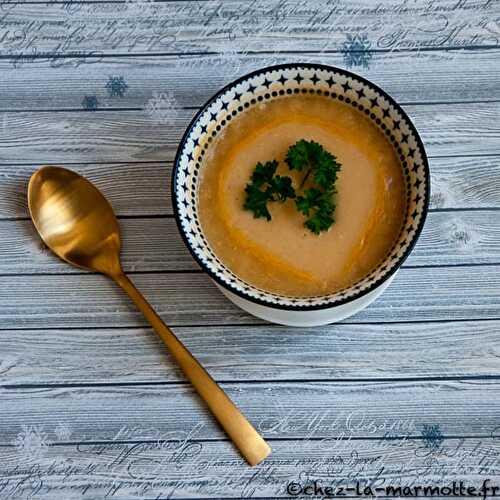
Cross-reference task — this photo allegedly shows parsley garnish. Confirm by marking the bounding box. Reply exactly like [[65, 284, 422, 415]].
[[296, 187, 336, 234], [243, 160, 295, 221], [243, 140, 341, 234], [286, 140, 341, 234], [286, 139, 341, 189]]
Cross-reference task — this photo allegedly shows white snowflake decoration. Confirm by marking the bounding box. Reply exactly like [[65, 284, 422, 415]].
[[144, 91, 179, 126], [54, 422, 72, 441], [13, 425, 49, 461]]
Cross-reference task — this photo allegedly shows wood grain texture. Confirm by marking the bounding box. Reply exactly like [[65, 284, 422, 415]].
[[0, 217, 198, 274], [429, 155, 500, 209], [0, 155, 499, 219], [2, 49, 500, 111], [0, 162, 172, 219], [1, 380, 499, 443], [2, 0, 498, 56], [1, 321, 500, 385], [0, 265, 499, 329], [0, 438, 498, 499], [1, 210, 500, 275], [1, 104, 499, 166]]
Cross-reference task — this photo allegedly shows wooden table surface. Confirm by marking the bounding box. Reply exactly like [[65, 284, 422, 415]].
[[1, 1, 500, 498]]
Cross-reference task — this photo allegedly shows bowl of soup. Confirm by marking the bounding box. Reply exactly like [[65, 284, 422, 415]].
[[172, 63, 429, 326]]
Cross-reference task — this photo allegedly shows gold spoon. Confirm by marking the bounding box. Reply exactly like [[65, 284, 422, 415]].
[[27, 165, 271, 466]]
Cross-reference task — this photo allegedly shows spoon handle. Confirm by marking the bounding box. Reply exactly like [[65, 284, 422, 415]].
[[113, 272, 271, 466]]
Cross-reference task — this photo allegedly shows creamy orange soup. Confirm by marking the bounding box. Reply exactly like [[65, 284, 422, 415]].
[[199, 95, 406, 296]]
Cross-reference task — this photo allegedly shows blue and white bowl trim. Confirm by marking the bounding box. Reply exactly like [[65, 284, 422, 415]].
[[172, 63, 430, 311]]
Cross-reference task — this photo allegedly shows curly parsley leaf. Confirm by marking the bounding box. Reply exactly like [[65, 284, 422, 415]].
[[295, 187, 322, 216], [243, 160, 296, 221], [296, 188, 336, 234], [286, 139, 341, 189], [269, 175, 296, 201], [313, 147, 341, 189], [243, 184, 273, 220], [305, 208, 335, 235], [287, 140, 341, 233], [284, 139, 311, 172], [250, 160, 278, 187]]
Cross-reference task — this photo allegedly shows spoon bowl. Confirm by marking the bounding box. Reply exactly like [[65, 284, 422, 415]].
[[28, 166, 122, 277], [27, 165, 271, 466]]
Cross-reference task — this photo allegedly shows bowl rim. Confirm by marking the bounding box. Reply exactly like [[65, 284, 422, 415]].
[[171, 62, 430, 311]]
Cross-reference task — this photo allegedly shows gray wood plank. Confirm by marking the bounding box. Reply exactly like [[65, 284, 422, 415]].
[[429, 155, 500, 209], [409, 210, 500, 266], [2, 49, 500, 111], [0, 217, 197, 274], [1, 210, 500, 275], [0, 155, 499, 219], [0, 437, 497, 499], [1, 380, 499, 444], [1, 320, 499, 385], [1, 103, 499, 165], [0, 109, 188, 164], [2, 0, 498, 57], [0, 266, 499, 328], [0, 162, 172, 219]]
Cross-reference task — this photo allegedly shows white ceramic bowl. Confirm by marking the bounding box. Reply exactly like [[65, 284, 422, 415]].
[[172, 63, 430, 326]]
